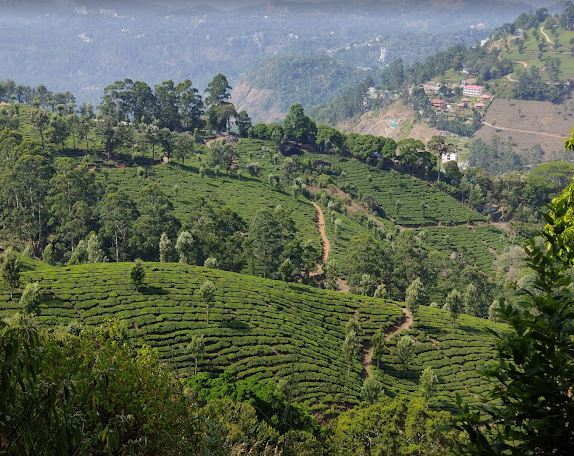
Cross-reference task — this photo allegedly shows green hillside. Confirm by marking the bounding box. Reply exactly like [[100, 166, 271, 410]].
[[311, 154, 483, 226], [0, 260, 501, 415], [378, 306, 500, 406], [417, 224, 513, 273]]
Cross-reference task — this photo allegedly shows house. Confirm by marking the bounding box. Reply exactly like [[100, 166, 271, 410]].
[[431, 98, 446, 109], [423, 82, 441, 95], [463, 78, 478, 85], [462, 84, 485, 97], [480, 93, 492, 101], [441, 152, 458, 162], [474, 102, 486, 109]]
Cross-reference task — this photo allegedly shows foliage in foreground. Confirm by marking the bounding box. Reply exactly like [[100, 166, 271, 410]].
[[0, 315, 463, 455], [458, 176, 574, 454]]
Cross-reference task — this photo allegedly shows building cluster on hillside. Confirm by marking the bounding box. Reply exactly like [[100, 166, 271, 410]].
[[422, 78, 492, 114]]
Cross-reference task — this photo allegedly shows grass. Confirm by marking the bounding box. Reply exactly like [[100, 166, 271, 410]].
[[0, 260, 502, 413]]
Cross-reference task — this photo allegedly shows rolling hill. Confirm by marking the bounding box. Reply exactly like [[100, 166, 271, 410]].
[[0, 260, 502, 414]]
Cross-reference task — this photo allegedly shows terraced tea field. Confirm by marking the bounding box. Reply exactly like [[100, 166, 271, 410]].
[[0, 262, 402, 413], [0, 261, 502, 413], [377, 306, 500, 408], [313, 155, 483, 226], [417, 224, 513, 272]]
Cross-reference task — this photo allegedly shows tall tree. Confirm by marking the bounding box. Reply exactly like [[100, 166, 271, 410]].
[[99, 190, 139, 262], [154, 80, 180, 130], [176, 80, 203, 131], [205, 74, 232, 109]]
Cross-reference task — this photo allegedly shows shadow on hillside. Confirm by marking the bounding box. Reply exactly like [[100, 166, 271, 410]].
[[220, 318, 251, 331], [141, 286, 168, 295]]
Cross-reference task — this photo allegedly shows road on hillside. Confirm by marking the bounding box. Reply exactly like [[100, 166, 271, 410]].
[[481, 120, 568, 139]]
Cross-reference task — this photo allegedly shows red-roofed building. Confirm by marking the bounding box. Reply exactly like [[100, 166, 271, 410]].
[[463, 84, 485, 97], [432, 98, 446, 109]]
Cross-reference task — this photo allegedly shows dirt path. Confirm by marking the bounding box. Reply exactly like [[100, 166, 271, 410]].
[[361, 307, 414, 378], [481, 121, 568, 139], [506, 61, 528, 82], [312, 202, 330, 264], [541, 27, 554, 45]]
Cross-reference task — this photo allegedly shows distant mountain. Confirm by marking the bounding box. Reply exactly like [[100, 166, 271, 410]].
[[0, 0, 534, 111]]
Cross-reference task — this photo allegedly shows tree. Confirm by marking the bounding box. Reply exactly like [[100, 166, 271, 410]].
[[49, 115, 70, 150], [67, 239, 88, 265], [174, 132, 194, 164], [99, 190, 138, 262], [31, 109, 49, 148], [459, 176, 574, 454], [342, 329, 360, 375], [205, 74, 232, 109], [209, 140, 238, 174], [395, 335, 416, 371], [176, 79, 203, 131], [158, 128, 175, 161], [130, 183, 180, 260], [86, 232, 106, 263], [462, 283, 478, 316], [198, 280, 216, 324], [283, 104, 317, 145], [0, 154, 53, 253], [184, 335, 207, 382], [444, 289, 462, 324], [488, 298, 501, 324], [373, 283, 388, 299], [371, 328, 386, 369], [96, 115, 127, 160], [546, 57, 562, 83], [278, 258, 296, 282], [405, 276, 423, 315], [130, 259, 146, 291], [19, 282, 41, 314], [418, 366, 439, 400], [247, 210, 288, 277], [1, 248, 21, 299], [176, 231, 198, 265], [361, 377, 383, 404], [316, 125, 345, 153], [42, 243, 55, 265], [154, 80, 180, 130], [235, 111, 252, 137], [159, 233, 175, 262]]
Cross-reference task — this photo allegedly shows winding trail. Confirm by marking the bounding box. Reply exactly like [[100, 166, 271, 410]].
[[506, 62, 527, 82], [310, 201, 351, 291], [481, 121, 568, 139], [540, 27, 554, 45], [362, 307, 414, 378], [312, 202, 330, 266]]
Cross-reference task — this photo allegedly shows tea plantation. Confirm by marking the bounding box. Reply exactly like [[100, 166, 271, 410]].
[[417, 225, 514, 272], [0, 261, 502, 413], [324, 156, 483, 226], [377, 306, 501, 408]]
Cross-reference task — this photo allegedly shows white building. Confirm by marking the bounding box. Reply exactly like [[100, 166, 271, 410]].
[[462, 84, 485, 97]]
